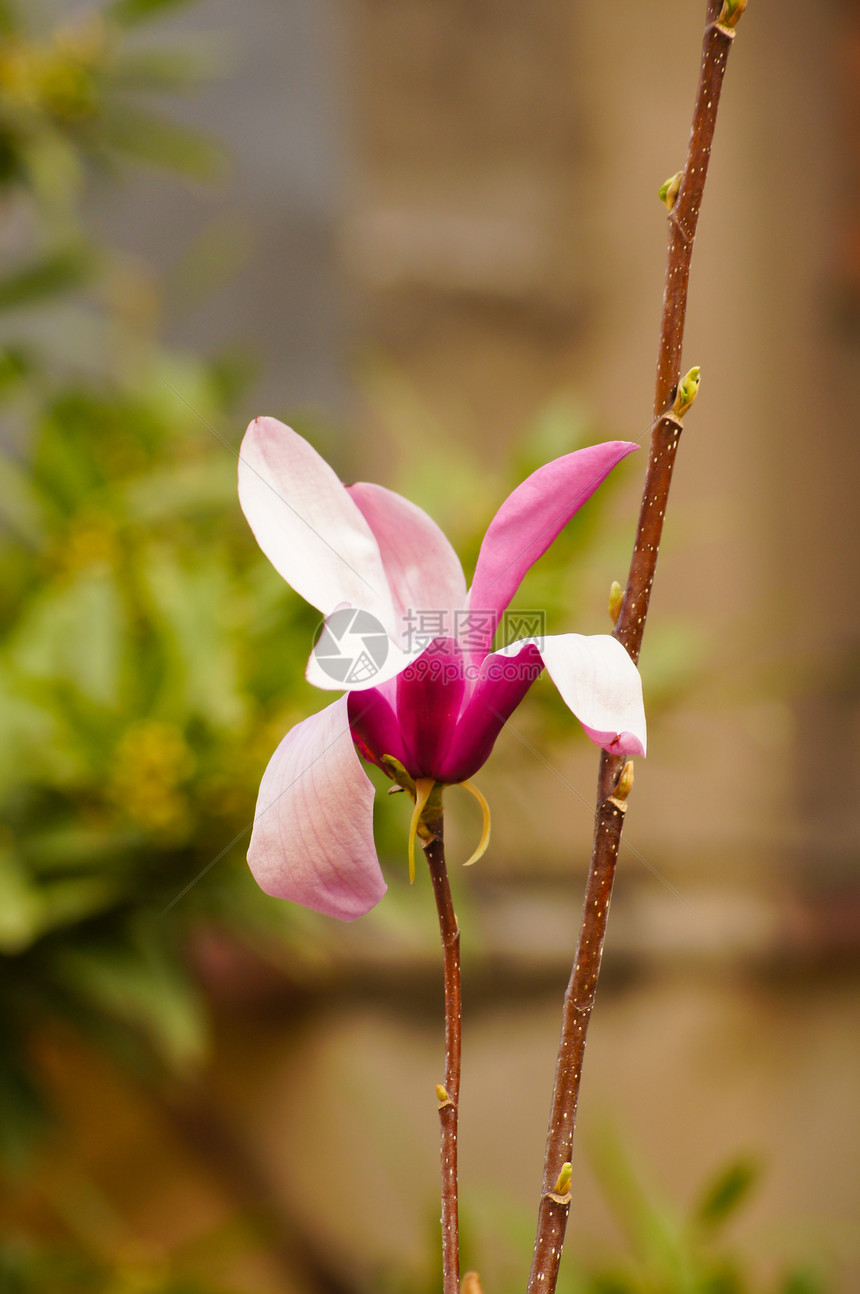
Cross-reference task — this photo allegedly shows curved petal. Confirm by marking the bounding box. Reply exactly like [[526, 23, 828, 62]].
[[238, 417, 395, 628], [435, 641, 543, 783], [395, 637, 466, 780], [466, 442, 638, 657], [498, 633, 646, 757], [247, 696, 386, 921], [348, 686, 415, 773], [348, 482, 467, 645]]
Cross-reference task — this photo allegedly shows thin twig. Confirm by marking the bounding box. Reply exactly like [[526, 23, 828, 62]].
[[527, 790, 627, 1291], [423, 812, 462, 1294], [616, 2, 736, 669], [527, 4, 738, 1291]]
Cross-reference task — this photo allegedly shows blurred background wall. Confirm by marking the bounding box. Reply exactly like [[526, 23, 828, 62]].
[[2, 0, 859, 1291]]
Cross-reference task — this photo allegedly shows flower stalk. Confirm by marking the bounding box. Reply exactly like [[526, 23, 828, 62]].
[[527, 3, 742, 1290], [421, 806, 462, 1294]]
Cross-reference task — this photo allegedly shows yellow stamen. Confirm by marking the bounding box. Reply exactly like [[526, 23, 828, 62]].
[[460, 780, 491, 867], [407, 777, 435, 883]]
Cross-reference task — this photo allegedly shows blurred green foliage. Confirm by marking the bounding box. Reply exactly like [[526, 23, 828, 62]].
[[0, 6, 334, 1289], [0, 1234, 241, 1294], [0, 0, 323, 1173], [381, 1143, 830, 1294], [0, 0, 219, 205], [553, 1134, 829, 1294]]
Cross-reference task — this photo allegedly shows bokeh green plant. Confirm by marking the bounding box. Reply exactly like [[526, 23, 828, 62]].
[[380, 1142, 830, 1294]]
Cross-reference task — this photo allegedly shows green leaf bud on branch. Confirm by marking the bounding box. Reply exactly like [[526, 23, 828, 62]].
[[717, 0, 747, 30], [658, 170, 682, 211], [673, 366, 701, 417], [609, 760, 635, 811], [436, 1084, 454, 1109], [546, 1161, 573, 1205], [608, 580, 624, 626]]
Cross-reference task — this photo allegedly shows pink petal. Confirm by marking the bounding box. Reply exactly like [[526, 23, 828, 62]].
[[435, 641, 543, 784], [466, 442, 638, 657], [348, 482, 467, 646], [348, 686, 415, 773], [498, 633, 646, 757], [238, 418, 395, 629], [247, 696, 386, 921], [395, 638, 466, 780]]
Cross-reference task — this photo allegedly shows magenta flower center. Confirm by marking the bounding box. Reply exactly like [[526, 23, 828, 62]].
[[348, 636, 544, 784]]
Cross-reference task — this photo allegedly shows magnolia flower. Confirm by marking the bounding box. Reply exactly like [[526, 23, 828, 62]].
[[239, 417, 646, 921]]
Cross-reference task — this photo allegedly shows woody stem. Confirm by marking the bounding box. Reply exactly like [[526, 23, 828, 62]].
[[423, 812, 462, 1294], [527, 3, 738, 1291]]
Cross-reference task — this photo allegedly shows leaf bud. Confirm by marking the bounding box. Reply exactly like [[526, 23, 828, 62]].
[[658, 170, 682, 211], [615, 760, 635, 802], [717, 0, 747, 29], [673, 366, 701, 417]]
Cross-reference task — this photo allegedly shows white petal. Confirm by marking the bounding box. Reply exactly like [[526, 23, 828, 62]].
[[348, 482, 467, 645], [248, 696, 386, 920], [496, 633, 646, 756], [238, 417, 395, 628]]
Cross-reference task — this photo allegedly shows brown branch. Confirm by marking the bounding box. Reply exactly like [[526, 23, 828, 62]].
[[526, 791, 627, 1291], [423, 811, 462, 1294], [527, 5, 739, 1291], [617, 0, 736, 668]]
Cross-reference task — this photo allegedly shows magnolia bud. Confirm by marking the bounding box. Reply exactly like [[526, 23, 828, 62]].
[[717, 0, 747, 29], [658, 170, 682, 211], [673, 366, 701, 417], [615, 760, 635, 802]]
